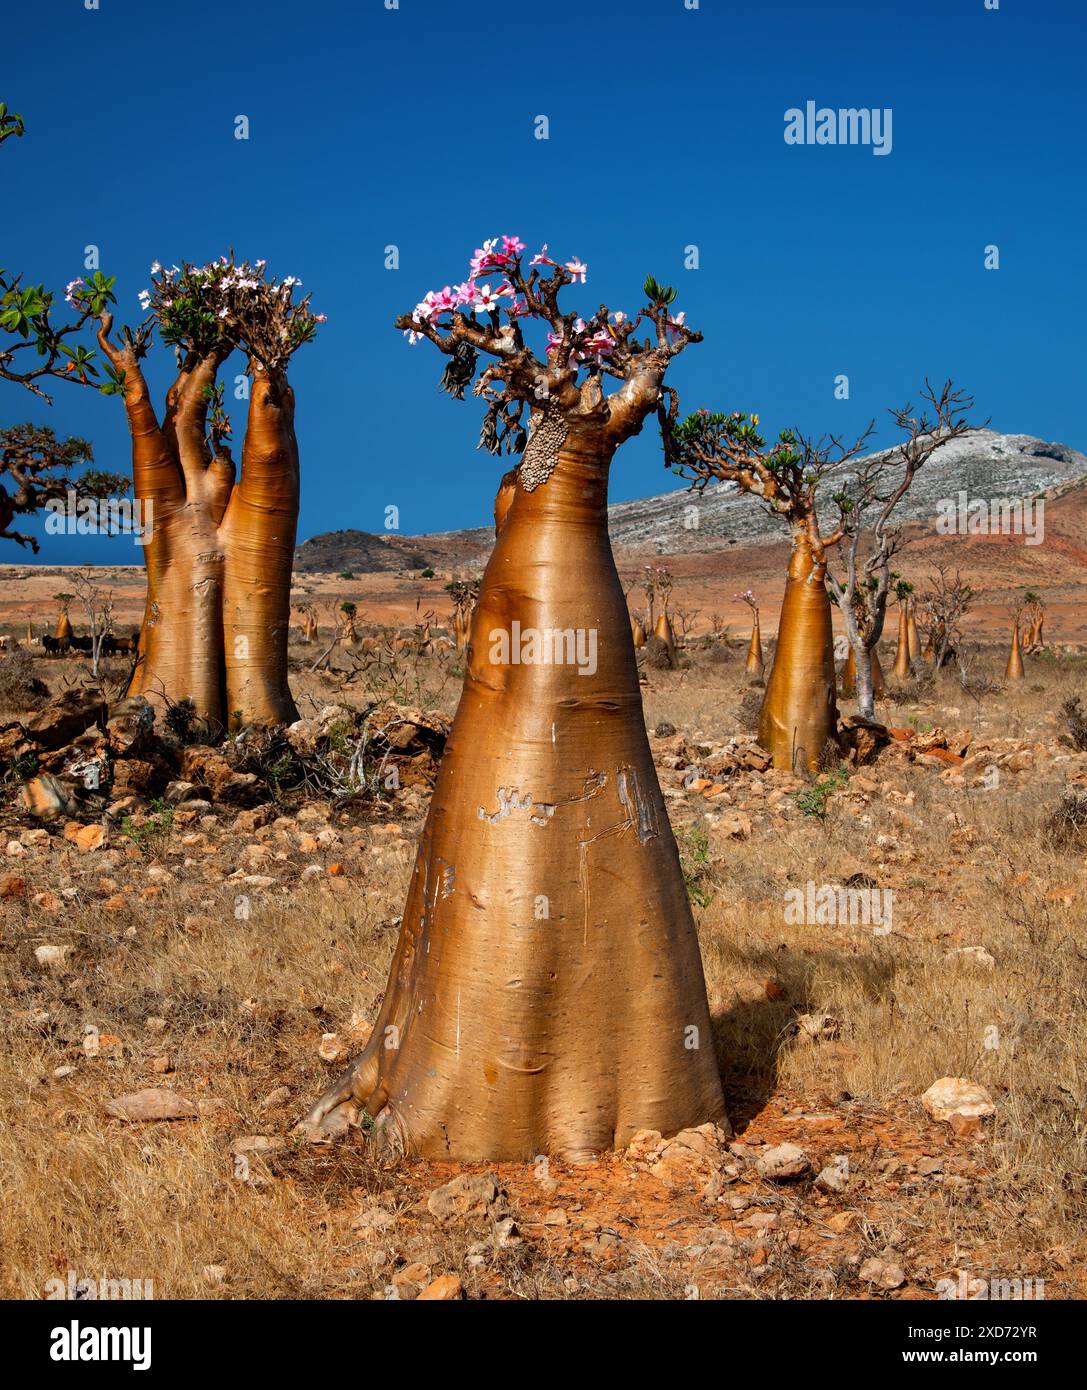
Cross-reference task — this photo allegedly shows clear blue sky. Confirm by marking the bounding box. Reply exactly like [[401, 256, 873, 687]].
[[3, 0, 1084, 562]]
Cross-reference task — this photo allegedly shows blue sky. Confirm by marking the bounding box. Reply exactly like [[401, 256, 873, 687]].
[[3, 0, 1084, 562]]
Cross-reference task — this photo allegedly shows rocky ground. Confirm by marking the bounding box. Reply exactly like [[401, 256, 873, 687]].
[[1, 640, 1085, 1300]]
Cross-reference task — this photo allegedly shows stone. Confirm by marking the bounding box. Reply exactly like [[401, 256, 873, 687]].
[[0, 871, 27, 898], [34, 944, 70, 969], [163, 780, 201, 806], [755, 1143, 812, 1182], [426, 1173, 502, 1223], [860, 1256, 906, 1289], [352, 1206, 397, 1234], [24, 687, 107, 749], [103, 1088, 198, 1122], [64, 823, 106, 853], [943, 945, 996, 969], [110, 760, 163, 798], [796, 1011, 841, 1040], [179, 747, 260, 805], [106, 696, 155, 757], [921, 1077, 996, 1125], [391, 1262, 431, 1299], [20, 774, 78, 820], [916, 1156, 944, 1176], [416, 1274, 462, 1301], [624, 1128, 663, 1164], [318, 1033, 347, 1063], [815, 1157, 850, 1192], [719, 813, 752, 839]]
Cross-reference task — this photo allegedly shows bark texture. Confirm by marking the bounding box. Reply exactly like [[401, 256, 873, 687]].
[[745, 615, 764, 677], [100, 319, 298, 729], [758, 530, 839, 772], [893, 605, 912, 679], [1005, 621, 1025, 680], [305, 435, 726, 1160]]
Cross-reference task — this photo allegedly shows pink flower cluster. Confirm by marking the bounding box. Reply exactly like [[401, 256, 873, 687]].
[[405, 235, 590, 347]]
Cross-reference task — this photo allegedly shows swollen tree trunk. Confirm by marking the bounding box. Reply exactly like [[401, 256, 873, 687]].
[[893, 605, 911, 679], [907, 601, 922, 662], [220, 369, 299, 726], [54, 612, 72, 641], [630, 614, 646, 648], [653, 611, 677, 665], [1006, 621, 1025, 680], [306, 437, 726, 1159], [745, 615, 763, 677], [758, 528, 838, 771], [112, 351, 299, 730]]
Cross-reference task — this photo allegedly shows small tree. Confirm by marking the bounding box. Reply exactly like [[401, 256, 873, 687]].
[[737, 589, 763, 677], [72, 571, 114, 678], [337, 601, 358, 646], [660, 402, 874, 770], [823, 381, 978, 719], [891, 578, 914, 679], [918, 563, 974, 668], [1023, 590, 1046, 653]]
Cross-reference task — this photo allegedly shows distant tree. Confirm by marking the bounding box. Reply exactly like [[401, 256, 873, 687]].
[[0, 423, 128, 551], [918, 563, 974, 668], [824, 381, 978, 718]]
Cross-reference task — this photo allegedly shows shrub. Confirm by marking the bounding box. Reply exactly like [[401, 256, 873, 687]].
[[0, 646, 49, 714]]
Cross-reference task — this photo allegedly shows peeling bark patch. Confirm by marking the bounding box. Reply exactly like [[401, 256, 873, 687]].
[[518, 405, 568, 491], [477, 787, 554, 826], [617, 765, 660, 844]]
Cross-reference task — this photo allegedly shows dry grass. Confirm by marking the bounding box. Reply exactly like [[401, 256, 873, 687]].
[[1, 638, 1084, 1299]]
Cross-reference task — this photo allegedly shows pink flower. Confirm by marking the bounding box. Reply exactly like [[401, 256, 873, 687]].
[[430, 285, 457, 314], [507, 297, 531, 318], [580, 328, 614, 361], [453, 281, 475, 307], [64, 278, 85, 305], [565, 257, 588, 283], [530, 244, 551, 266], [501, 234, 526, 257], [474, 282, 507, 314], [470, 238, 511, 277], [612, 310, 626, 325], [314, 313, 328, 323]]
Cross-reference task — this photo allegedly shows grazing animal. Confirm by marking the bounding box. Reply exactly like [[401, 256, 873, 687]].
[[42, 634, 70, 655]]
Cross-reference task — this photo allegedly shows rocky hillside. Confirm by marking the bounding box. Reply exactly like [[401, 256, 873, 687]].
[[295, 431, 1087, 572], [605, 430, 1087, 550]]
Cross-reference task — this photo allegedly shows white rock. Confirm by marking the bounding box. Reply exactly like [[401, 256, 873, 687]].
[[943, 946, 995, 969], [755, 1143, 812, 1181], [34, 944, 69, 969], [921, 1077, 996, 1124], [860, 1256, 906, 1289]]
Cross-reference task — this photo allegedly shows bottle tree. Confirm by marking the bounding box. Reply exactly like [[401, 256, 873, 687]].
[[660, 402, 872, 770], [305, 237, 726, 1159], [92, 256, 323, 729]]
